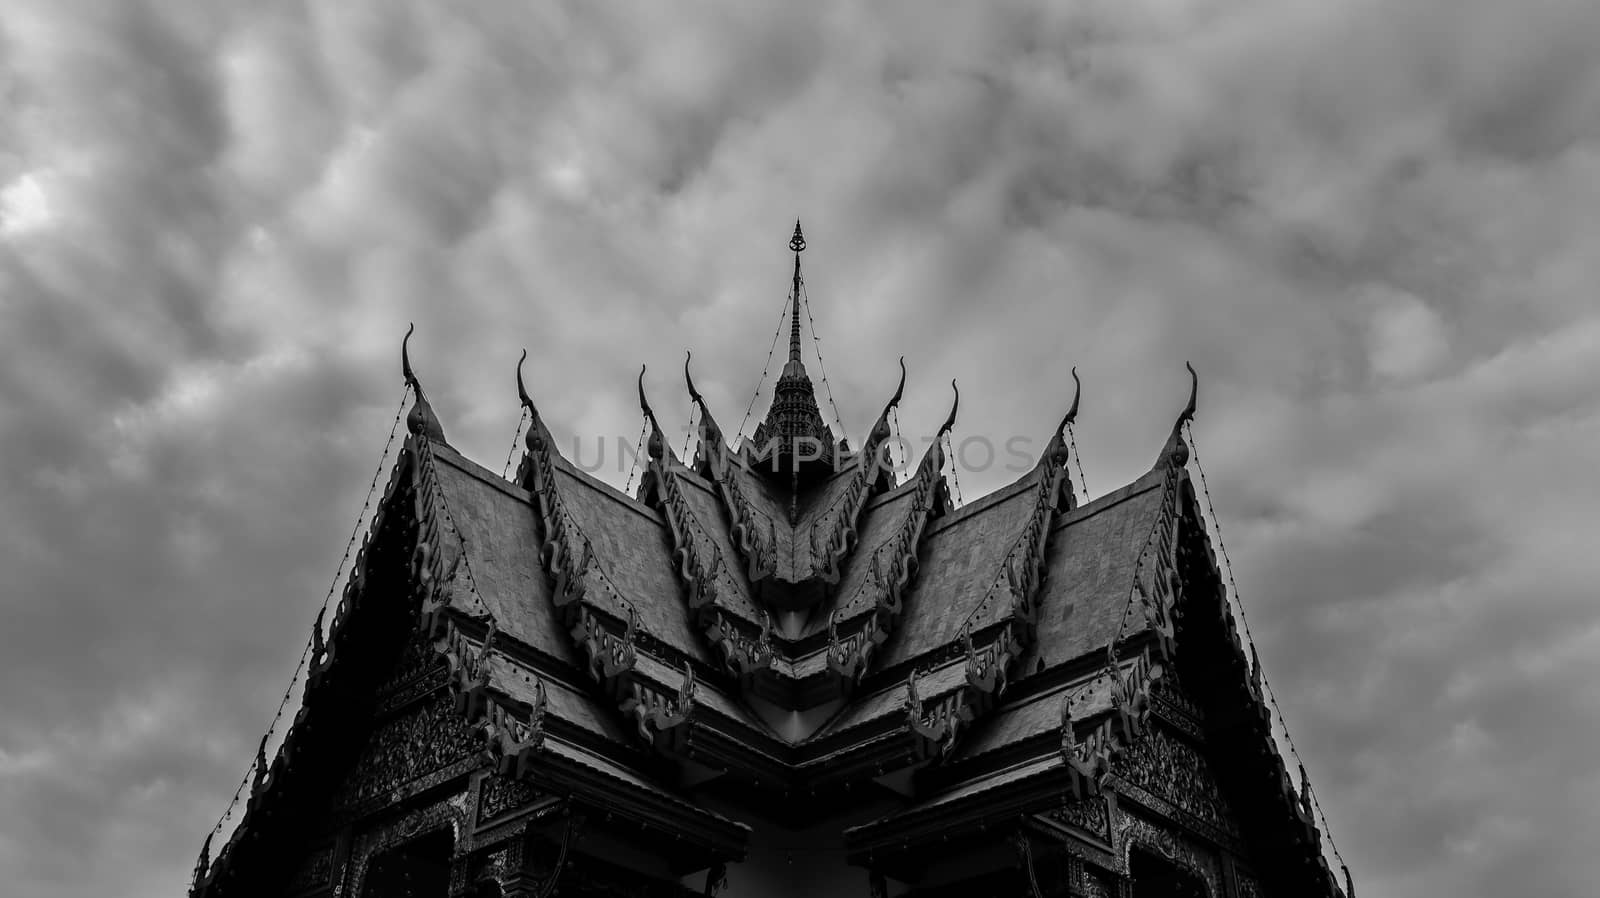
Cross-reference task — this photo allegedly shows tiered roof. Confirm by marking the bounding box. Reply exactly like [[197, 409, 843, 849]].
[[192, 227, 1348, 898]]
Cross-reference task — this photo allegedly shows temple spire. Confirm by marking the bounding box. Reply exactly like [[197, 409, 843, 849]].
[[786, 221, 806, 373]]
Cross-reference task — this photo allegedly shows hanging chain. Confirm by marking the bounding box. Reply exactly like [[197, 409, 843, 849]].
[[680, 399, 697, 461], [798, 279, 847, 437], [889, 406, 905, 483], [623, 419, 647, 494], [502, 407, 530, 479], [736, 294, 791, 445], [1184, 421, 1350, 878], [201, 386, 410, 862], [1066, 421, 1089, 501], [944, 431, 964, 506]]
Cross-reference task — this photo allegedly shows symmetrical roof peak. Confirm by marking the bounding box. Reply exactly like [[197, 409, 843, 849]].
[[753, 220, 837, 475]]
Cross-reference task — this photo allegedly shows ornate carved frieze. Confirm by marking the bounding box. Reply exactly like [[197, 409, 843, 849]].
[[1150, 666, 1205, 740], [477, 774, 543, 825], [333, 692, 480, 811], [1059, 650, 1163, 799], [1052, 796, 1111, 841], [629, 663, 698, 747], [1113, 727, 1239, 840], [904, 669, 966, 759], [340, 791, 470, 898], [1117, 810, 1222, 898]]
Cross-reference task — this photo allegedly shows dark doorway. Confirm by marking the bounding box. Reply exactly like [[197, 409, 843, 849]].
[[1130, 848, 1209, 898], [363, 829, 454, 897]]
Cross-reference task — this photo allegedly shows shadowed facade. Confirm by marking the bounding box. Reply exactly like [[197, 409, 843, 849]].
[[190, 225, 1351, 898]]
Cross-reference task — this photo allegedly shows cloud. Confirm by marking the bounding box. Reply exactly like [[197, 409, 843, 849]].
[[1, 0, 1598, 895]]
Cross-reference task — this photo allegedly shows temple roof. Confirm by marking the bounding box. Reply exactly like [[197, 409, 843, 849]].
[[195, 239, 1345, 898]]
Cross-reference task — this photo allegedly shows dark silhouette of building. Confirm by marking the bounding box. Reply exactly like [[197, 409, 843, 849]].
[[190, 224, 1351, 897]]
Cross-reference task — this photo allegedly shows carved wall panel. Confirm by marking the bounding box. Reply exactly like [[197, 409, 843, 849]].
[[1115, 812, 1222, 898], [333, 691, 480, 811], [1113, 727, 1239, 838], [338, 791, 471, 898], [1052, 795, 1111, 842], [1150, 667, 1205, 739], [477, 773, 543, 825]]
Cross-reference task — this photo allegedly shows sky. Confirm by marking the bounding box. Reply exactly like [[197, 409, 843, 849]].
[[1, 0, 1598, 895]]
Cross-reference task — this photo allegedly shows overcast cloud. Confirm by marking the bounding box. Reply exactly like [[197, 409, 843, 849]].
[[2, 1, 1598, 895]]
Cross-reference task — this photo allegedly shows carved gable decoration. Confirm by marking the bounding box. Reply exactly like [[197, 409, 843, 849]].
[[334, 692, 481, 811], [1113, 726, 1240, 839]]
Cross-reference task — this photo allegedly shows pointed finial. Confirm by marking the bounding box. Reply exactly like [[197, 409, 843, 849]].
[[401, 322, 418, 388], [400, 324, 447, 442], [938, 380, 960, 437], [639, 365, 667, 461], [516, 349, 533, 411], [1181, 361, 1198, 423], [868, 357, 908, 452], [1064, 367, 1082, 426], [684, 351, 702, 404], [1153, 362, 1197, 470], [788, 223, 806, 366], [637, 365, 658, 426]]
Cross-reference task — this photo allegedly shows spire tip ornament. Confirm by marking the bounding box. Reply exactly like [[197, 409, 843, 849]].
[[790, 220, 806, 253], [400, 324, 447, 443]]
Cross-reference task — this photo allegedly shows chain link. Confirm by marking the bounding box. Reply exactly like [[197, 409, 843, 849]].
[[735, 294, 791, 445], [1066, 421, 1089, 502], [944, 431, 963, 506], [798, 279, 846, 437], [502, 407, 530, 480]]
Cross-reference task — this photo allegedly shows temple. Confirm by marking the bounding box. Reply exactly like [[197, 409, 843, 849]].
[[190, 223, 1352, 898]]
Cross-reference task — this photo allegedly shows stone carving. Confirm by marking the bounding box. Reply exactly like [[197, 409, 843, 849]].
[[333, 692, 479, 810], [341, 791, 469, 898], [1053, 796, 1111, 841], [1113, 727, 1239, 838], [1117, 812, 1222, 898], [379, 627, 442, 699], [1236, 868, 1264, 898], [477, 774, 542, 824]]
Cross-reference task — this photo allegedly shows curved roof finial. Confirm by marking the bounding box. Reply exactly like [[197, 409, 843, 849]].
[[400, 323, 446, 442], [1153, 362, 1198, 470], [515, 349, 534, 411], [638, 364, 658, 426], [401, 322, 418, 388], [938, 380, 960, 437], [889, 356, 907, 409], [1180, 361, 1198, 425], [684, 351, 703, 405], [639, 365, 667, 462], [1057, 366, 1082, 432]]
